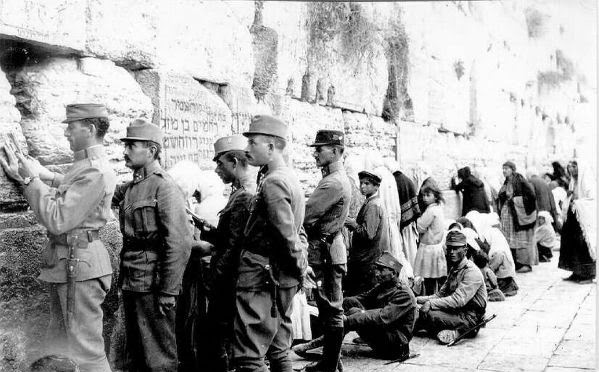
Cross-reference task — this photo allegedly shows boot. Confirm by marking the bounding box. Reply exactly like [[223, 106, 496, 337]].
[[292, 336, 324, 359], [304, 326, 344, 372]]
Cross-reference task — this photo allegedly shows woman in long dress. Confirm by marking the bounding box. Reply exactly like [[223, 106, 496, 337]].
[[558, 161, 596, 283], [497, 161, 537, 273]]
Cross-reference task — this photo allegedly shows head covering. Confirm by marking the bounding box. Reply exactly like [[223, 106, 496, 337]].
[[213, 135, 247, 161], [537, 210, 554, 225], [375, 252, 403, 274], [457, 166, 472, 179], [309, 130, 344, 147], [503, 161, 516, 171], [167, 160, 203, 200], [462, 227, 481, 251], [243, 115, 287, 139], [445, 230, 467, 247], [358, 170, 382, 185], [120, 118, 163, 144], [62, 103, 108, 123]]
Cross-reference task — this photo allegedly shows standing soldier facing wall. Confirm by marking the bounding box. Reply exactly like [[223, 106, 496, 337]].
[[0, 104, 116, 372]]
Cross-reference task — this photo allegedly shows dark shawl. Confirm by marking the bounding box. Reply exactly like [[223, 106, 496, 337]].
[[498, 172, 536, 230], [452, 167, 490, 216], [392, 171, 421, 229]]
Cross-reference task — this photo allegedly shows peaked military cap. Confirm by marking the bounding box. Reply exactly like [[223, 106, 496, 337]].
[[446, 229, 467, 247], [358, 170, 382, 185], [62, 103, 108, 123], [309, 129, 345, 147], [243, 115, 288, 140], [120, 118, 163, 145], [213, 135, 247, 161], [375, 252, 403, 274]]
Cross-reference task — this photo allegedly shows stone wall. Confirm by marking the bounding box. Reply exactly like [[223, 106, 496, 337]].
[[0, 1, 595, 370]]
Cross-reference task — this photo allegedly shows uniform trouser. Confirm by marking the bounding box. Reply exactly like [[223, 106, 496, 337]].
[[233, 286, 298, 372], [417, 308, 483, 335], [313, 264, 345, 328], [46, 275, 112, 372], [206, 281, 236, 371], [122, 291, 178, 372], [343, 298, 408, 359]]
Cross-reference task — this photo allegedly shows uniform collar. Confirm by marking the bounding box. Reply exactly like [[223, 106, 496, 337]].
[[73, 145, 105, 161], [321, 161, 343, 177], [449, 257, 469, 273], [132, 160, 161, 183]]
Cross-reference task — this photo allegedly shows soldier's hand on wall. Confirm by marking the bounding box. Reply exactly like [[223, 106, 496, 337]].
[[344, 217, 358, 230], [157, 294, 176, 316], [0, 145, 25, 183]]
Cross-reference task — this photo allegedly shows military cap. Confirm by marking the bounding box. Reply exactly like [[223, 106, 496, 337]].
[[62, 103, 108, 123], [375, 252, 403, 274], [309, 129, 345, 147], [243, 115, 288, 139], [120, 118, 163, 145], [213, 135, 247, 161], [445, 229, 467, 247], [358, 170, 382, 185]]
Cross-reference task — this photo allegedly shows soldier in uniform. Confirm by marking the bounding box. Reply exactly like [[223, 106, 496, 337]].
[[233, 115, 308, 372], [112, 119, 191, 371], [200, 135, 256, 371], [0, 104, 116, 371], [293, 130, 351, 372], [342, 252, 416, 360]]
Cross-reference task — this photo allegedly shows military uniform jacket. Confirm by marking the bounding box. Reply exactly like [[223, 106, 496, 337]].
[[238, 163, 308, 290], [345, 278, 417, 344], [203, 181, 254, 285], [304, 161, 351, 266], [24, 145, 116, 283], [112, 161, 191, 296], [350, 194, 389, 267]]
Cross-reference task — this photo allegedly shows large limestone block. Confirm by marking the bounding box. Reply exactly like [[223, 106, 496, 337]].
[[9, 57, 153, 167], [0, 0, 86, 51], [85, 0, 158, 69], [135, 70, 233, 170], [157, 0, 254, 87], [219, 85, 272, 135], [260, 2, 308, 99], [0, 71, 28, 211], [303, 3, 388, 116], [275, 99, 344, 190]]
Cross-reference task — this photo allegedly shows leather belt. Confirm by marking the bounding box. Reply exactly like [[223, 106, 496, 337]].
[[49, 229, 100, 247]]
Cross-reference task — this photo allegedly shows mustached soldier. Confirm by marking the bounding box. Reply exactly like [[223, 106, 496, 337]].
[[112, 119, 192, 371]]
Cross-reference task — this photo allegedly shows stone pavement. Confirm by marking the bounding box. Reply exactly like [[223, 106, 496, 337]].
[[291, 252, 596, 372]]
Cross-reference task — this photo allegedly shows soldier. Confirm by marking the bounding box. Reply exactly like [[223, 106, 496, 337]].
[[416, 229, 487, 344], [200, 135, 256, 371], [294, 130, 351, 372], [112, 119, 191, 371], [0, 103, 116, 371], [233, 115, 308, 372], [342, 252, 416, 360]]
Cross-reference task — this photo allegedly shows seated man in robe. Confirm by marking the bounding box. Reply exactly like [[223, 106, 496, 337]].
[[416, 230, 487, 344]]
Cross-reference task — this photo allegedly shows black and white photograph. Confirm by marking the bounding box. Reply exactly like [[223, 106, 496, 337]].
[[0, 1, 595, 371]]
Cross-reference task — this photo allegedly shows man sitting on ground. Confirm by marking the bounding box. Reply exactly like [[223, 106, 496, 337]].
[[343, 252, 417, 360], [416, 230, 487, 344]]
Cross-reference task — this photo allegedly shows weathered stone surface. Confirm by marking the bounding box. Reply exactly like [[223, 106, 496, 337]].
[[0, 0, 86, 52], [135, 70, 233, 170], [0, 71, 28, 211], [85, 0, 158, 69], [7, 56, 153, 169], [157, 1, 254, 87]]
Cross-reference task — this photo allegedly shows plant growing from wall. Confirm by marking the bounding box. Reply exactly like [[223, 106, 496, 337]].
[[382, 12, 412, 122]]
